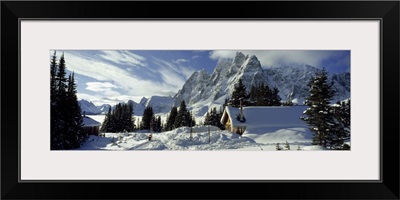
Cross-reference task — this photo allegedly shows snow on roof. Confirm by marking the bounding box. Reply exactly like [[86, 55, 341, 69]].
[[82, 116, 101, 127], [222, 105, 308, 129]]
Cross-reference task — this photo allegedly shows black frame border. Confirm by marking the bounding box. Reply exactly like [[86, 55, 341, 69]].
[[2, 1, 399, 199]]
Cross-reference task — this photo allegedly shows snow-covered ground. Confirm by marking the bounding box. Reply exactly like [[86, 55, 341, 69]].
[[79, 116, 325, 151]]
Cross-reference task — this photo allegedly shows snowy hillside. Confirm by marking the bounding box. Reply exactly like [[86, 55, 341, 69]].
[[78, 99, 101, 114], [78, 125, 317, 151], [78, 106, 328, 151], [174, 52, 350, 115]]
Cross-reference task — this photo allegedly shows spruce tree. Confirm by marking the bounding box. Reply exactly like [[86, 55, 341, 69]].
[[271, 87, 282, 106], [204, 107, 224, 130], [301, 68, 336, 148], [101, 107, 112, 132], [50, 51, 58, 100], [284, 141, 290, 150], [229, 78, 249, 107], [249, 84, 257, 105], [330, 99, 351, 149], [166, 107, 178, 131], [65, 72, 86, 148], [174, 101, 195, 129], [141, 106, 154, 130], [50, 52, 86, 150]]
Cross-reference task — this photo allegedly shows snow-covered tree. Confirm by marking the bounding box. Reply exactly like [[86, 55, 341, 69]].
[[174, 101, 194, 128], [284, 141, 290, 150], [301, 68, 336, 148]]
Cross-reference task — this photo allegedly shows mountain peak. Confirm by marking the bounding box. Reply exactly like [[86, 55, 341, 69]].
[[233, 52, 246, 66]]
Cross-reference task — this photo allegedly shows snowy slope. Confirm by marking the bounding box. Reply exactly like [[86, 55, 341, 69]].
[[97, 104, 111, 114], [78, 99, 101, 114], [78, 125, 319, 151], [78, 106, 327, 151]]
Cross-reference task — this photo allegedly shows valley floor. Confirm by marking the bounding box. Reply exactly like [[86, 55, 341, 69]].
[[77, 125, 327, 151]]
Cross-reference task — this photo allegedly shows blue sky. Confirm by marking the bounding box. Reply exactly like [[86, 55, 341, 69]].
[[56, 50, 350, 106]]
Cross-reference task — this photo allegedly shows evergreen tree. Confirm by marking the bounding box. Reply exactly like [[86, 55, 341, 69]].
[[141, 106, 154, 130], [166, 107, 178, 131], [284, 141, 290, 150], [50, 52, 86, 150], [249, 84, 257, 105], [301, 68, 336, 148], [229, 78, 249, 107], [330, 99, 351, 149], [64, 73, 86, 148], [156, 116, 162, 132], [271, 87, 282, 106], [174, 101, 191, 128], [50, 50, 58, 100], [56, 53, 67, 98], [276, 143, 282, 151], [100, 102, 134, 133], [150, 115, 157, 132], [101, 107, 112, 132], [204, 107, 224, 130]]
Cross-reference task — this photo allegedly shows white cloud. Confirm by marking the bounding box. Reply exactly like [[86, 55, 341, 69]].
[[100, 50, 147, 67], [153, 57, 195, 89], [209, 50, 341, 68], [64, 52, 192, 105], [192, 55, 200, 59], [85, 82, 119, 92], [173, 58, 189, 64], [77, 93, 142, 106]]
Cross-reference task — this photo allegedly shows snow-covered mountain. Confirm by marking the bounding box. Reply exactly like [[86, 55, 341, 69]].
[[133, 96, 174, 115], [174, 52, 350, 115], [81, 96, 174, 116], [97, 104, 111, 114], [79, 99, 101, 115]]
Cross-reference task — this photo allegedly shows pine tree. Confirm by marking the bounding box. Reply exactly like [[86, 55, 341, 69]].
[[166, 107, 178, 131], [330, 99, 351, 149], [276, 143, 282, 151], [156, 116, 162, 132], [284, 141, 290, 150], [100, 102, 134, 133], [141, 106, 154, 130], [174, 101, 191, 128], [301, 68, 336, 148], [64, 72, 86, 148], [271, 87, 282, 106], [249, 84, 257, 105], [101, 107, 112, 132], [229, 78, 249, 107], [50, 52, 86, 150], [150, 115, 157, 132], [50, 50, 58, 100], [204, 107, 224, 130]]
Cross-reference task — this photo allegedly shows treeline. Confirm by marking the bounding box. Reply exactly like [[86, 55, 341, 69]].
[[203, 107, 225, 130], [51, 51, 86, 150], [301, 68, 350, 150], [101, 102, 135, 133], [164, 101, 196, 131], [228, 78, 282, 107]]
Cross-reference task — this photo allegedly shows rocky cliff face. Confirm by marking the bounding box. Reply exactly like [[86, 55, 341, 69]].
[[174, 52, 350, 114]]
